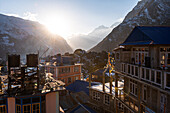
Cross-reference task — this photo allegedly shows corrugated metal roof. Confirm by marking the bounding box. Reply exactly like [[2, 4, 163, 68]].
[[120, 26, 170, 45]]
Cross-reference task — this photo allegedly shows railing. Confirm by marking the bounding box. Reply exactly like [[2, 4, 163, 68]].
[[117, 89, 156, 113], [121, 63, 170, 90], [117, 89, 139, 113]]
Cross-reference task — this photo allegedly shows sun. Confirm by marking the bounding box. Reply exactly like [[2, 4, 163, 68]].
[[42, 15, 71, 38]]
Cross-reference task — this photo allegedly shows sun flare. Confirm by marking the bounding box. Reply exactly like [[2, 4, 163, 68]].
[[42, 15, 71, 38]]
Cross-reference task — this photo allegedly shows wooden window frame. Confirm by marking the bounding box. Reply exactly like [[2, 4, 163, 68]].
[[104, 94, 110, 105], [0, 105, 7, 113], [23, 104, 31, 113], [32, 103, 40, 113], [16, 104, 21, 113]]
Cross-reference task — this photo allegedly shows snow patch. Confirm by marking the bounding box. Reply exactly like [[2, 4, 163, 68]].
[[1, 36, 14, 46]]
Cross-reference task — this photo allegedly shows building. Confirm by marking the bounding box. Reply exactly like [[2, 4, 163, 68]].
[[45, 64, 82, 86], [0, 54, 65, 113], [89, 81, 124, 113], [114, 26, 170, 113]]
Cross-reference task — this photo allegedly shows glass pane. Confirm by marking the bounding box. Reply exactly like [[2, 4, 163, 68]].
[[167, 53, 170, 65], [151, 70, 155, 82], [146, 69, 149, 80], [167, 74, 170, 87], [156, 72, 161, 84]]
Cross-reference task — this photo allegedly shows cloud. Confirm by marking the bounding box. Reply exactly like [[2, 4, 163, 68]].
[[23, 12, 37, 21]]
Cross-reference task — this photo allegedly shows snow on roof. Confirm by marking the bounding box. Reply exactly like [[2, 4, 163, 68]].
[[91, 81, 124, 95]]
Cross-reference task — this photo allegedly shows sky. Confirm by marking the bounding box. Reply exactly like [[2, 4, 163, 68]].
[[0, 0, 140, 38]]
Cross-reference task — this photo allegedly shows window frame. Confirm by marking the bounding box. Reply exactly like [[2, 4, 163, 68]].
[[104, 94, 110, 105], [32, 103, 40, 113], [0, 105, 7, 113], [16, 104, 21, 113], [23, 104, 31, 113], [160, 47, 170, 67]]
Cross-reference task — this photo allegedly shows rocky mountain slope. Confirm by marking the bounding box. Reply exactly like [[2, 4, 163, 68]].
[[90, 0, 170, 52], [67, 22, 120, 50], [0, 14, 73, 59]]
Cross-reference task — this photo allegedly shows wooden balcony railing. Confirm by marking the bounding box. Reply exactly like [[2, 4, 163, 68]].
[[121, 63, 170, 90]]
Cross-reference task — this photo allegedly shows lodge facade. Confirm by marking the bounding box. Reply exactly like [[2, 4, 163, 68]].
[[114, 26, 170, 113]]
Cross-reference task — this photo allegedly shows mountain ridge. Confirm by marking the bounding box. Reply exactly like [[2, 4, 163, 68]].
[[89, 0, 170, 52], [0, 13, 73, 59]]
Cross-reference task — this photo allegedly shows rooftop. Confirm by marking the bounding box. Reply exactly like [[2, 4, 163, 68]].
[[90, 81, 124, 95], [120, 26, 170, 46]]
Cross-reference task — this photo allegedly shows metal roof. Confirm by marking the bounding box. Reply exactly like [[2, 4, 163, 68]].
[[66, 80, 98, 95], [120, 26, 170, 46]]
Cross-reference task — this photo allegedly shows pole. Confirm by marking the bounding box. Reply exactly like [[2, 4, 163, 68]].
[[89, 74, 91, 88], [109, 66, 113, 94], [115, 73, 118, 113]]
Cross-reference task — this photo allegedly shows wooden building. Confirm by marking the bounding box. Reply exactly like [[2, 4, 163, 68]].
[[114, 26, 170, 113]]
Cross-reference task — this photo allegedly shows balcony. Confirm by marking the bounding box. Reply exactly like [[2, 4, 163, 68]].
[[121, 63, 170, 91], [116, 89, 155, 113]]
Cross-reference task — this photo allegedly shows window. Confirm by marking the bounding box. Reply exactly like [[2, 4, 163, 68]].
[[23, 104, 31, 113], [160, 47, 170, 67], [156, 71, 161, 84], [59, 67, 70, 74], [168, 53, 170, 65], [104, 94, 110, 105], [151, 70, 155, 82], [135, 67, 138, 76], [131, 66, 134, 75], [166, 73, 170, 87], [92, 91, 100, 101], [146, 69, 149, 80], [143, 85, 147, 101], [133, 47, 148, 65], [16, 105, 21, 113], [130, 79, 138, 96], [116, 53, 120, 60], [0, 105, 6, 113], [160, 53, 165, 66], [68, 77, 71, 83], [160, 94, 167, 113], [74, 66, 79, 72], [32, 103, 40, 113], [142, 68, 145, 79], [128, 65, 130, 74], [124, 64, 126, 73]]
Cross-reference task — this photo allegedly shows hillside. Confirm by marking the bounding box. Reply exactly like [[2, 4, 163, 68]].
[[67, 22, 120, 50], [90, 0, 170, 52], [0, 14, 73, 59]]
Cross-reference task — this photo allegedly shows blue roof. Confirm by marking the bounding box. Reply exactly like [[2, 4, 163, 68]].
[[66, 80, 98, 95], [120, 26, 170, 45], [70, 104, 97, 113]]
